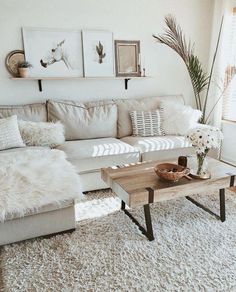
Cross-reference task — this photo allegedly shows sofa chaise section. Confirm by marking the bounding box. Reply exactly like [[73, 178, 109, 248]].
[[0, 200, 75, 246], [0, 146, 81, 246]]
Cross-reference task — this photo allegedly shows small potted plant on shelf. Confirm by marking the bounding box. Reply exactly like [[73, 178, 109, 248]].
[[18, 61, 32, 78]]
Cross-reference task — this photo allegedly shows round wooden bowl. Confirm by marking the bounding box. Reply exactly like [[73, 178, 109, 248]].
[[154, 163, 190, 182]]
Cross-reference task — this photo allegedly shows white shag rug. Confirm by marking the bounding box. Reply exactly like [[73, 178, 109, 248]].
[[1, 189, 236, 291], [0, 149, 82, 222]]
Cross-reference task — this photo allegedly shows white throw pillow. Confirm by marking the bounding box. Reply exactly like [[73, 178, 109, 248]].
[[18, 120, 65, 148], [0, 115, 25, 150], [130, 110, 165, 137], [161, 101, 202, 135]]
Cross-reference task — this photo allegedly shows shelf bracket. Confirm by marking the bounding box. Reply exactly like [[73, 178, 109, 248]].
[[124, 78, 131, 90], [38, 79, 42, 92]]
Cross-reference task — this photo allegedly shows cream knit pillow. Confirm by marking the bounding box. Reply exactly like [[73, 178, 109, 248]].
[[0, 115, 25, 150]]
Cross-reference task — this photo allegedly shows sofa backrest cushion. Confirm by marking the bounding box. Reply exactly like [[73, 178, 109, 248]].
[[114, 95, 184, 138], [47, 100, 118, 140], [0, 103, 47, 122]]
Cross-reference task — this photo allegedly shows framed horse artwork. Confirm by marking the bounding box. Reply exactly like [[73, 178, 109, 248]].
[[22, 27, 83, 77]]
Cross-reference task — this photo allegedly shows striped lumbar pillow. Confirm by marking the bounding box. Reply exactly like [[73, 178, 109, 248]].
[[129, 110, 165, 137]]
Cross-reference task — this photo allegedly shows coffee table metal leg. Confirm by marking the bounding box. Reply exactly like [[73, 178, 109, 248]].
[[121, 200, 125, 210], [121, 200, 154, 241], [186, 188, 226, 222], [143, 204, 154, 241], [219, 188, 225, 222]]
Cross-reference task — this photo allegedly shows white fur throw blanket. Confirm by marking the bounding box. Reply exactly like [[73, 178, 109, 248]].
[[0, 149, 83, 222]]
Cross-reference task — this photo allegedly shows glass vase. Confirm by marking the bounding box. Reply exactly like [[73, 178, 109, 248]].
[[196, 152, 208, 175], [187, 152, 210, 179]]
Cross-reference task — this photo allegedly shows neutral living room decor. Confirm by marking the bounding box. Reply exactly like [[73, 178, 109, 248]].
[[22, 27, 84, 77], [114, 40, 140, 77], [82, 30, 114, 77]]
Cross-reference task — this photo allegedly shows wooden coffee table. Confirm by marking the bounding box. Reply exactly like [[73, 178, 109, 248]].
[[101, 158, 236, 241]]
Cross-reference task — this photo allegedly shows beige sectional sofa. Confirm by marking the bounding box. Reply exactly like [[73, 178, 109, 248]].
[[0, 94, 195, 245], [0, 95, 194, 192]]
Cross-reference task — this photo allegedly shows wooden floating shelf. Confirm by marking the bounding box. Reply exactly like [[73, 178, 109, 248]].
[[11, 76, 151, 92]]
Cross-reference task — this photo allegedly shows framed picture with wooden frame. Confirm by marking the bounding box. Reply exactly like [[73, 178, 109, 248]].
[[115, 40, 140, 77]]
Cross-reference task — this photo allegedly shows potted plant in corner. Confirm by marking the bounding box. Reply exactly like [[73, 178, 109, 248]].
[[153, 15, 226, 124], [18, 61, 32, 78]]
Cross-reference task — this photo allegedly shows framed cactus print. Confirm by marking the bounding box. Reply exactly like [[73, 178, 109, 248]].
[[115, 40, 140, 77], [82, 30, 114, 77]]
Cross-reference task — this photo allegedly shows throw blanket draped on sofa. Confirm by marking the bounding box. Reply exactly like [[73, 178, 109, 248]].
[[0, 149, 82, 222]]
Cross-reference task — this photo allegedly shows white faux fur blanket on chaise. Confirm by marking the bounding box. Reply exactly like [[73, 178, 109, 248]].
[[0, 148, 82, 222]]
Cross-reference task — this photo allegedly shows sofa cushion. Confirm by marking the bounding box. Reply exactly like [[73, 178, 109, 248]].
[[47, 100, 117, 140], [0, 103, 47, 122], [130, 110, 165, 137], [0, 115, 25, 150], [18, 120, 65, 148], [56, 138, 140, 173], [121, 136, 193, 161], [114, 95, 184, 138], [161, 101, 202, 135]]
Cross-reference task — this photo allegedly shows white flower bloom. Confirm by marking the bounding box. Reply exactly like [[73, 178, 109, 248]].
[[186, 126, 223, 153]]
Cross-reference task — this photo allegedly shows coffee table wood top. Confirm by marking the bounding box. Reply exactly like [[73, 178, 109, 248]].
[[101, 158, 236, 208]]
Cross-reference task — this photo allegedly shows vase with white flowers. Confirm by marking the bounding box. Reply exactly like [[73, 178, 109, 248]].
[[186, 126, 223, 178]]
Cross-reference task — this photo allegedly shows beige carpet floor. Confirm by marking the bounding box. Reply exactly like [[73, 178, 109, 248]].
[[1, 189, 236, 291]]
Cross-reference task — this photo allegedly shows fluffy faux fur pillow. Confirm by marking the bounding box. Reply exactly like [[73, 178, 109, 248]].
[[161, 101, 202, 135], [18, 120, 65, 148]]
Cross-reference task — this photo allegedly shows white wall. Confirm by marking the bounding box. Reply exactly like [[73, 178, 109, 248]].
[[208, 0, 236, 165], [0, 0, 214, 105], [221, 121, 236, 165]]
